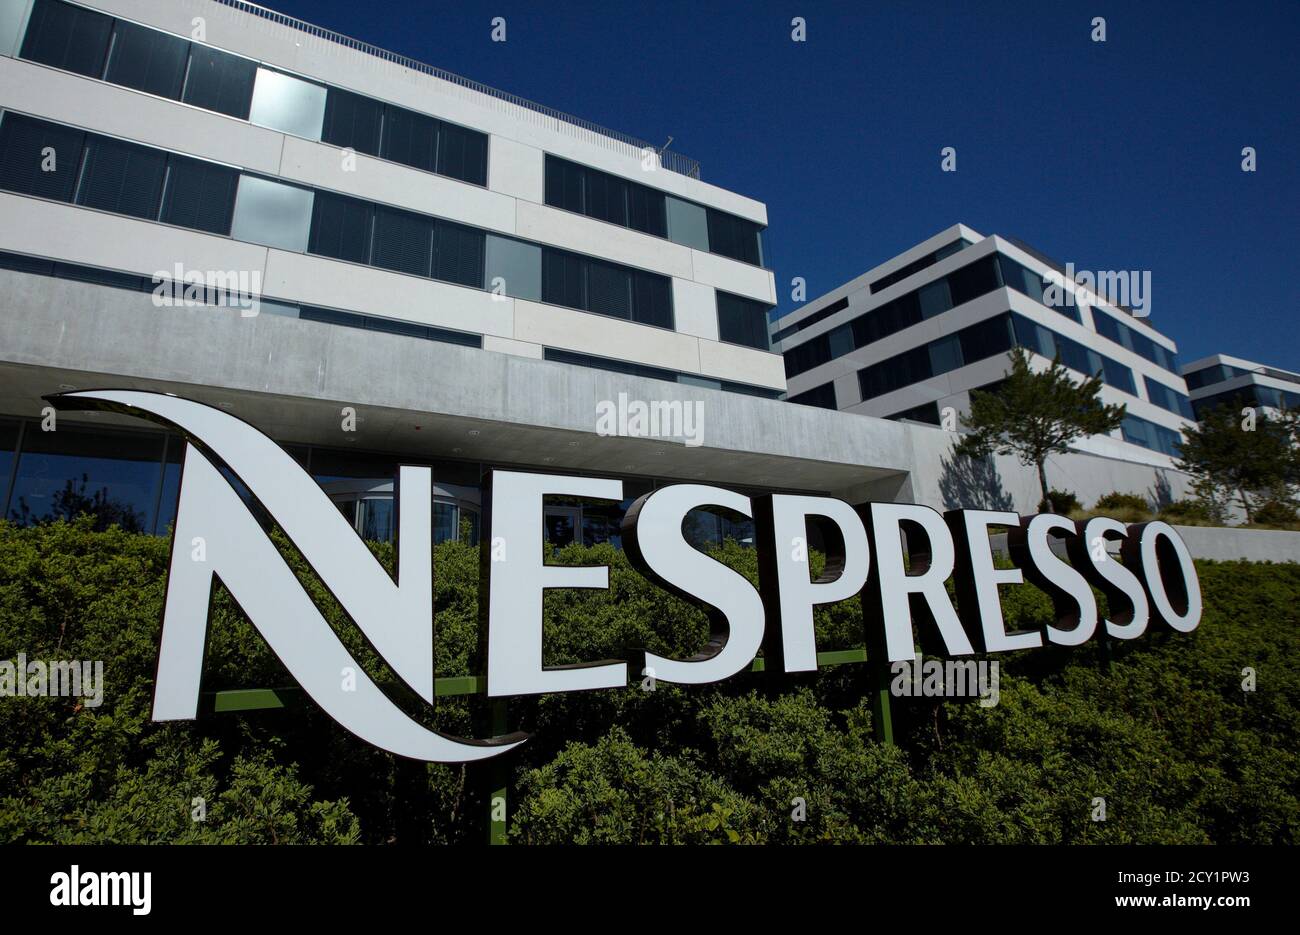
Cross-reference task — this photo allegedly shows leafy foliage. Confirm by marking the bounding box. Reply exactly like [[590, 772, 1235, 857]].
[[1177, 403, 1296, 523], [954, 347, 1127, 505], [1, 518, 1297, 844]]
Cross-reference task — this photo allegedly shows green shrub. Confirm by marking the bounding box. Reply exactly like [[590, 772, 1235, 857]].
[[1159, 498, 1216, 526], [1041, 489, 1080, 514], [1252, 499, 1300, 528], [1094, 491, 1150, 512], [1, 518, 1298, 844]]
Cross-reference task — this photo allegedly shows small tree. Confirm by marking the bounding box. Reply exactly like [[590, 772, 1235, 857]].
[[1176, 403, 1295, 523], [954, 346, 1127, 509]]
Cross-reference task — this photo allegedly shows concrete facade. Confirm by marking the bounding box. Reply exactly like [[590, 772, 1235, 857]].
[[772, 225, 1195, 469], [1182, 352, 1300, 419]]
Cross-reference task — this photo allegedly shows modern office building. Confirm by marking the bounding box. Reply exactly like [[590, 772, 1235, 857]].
[[771, 224, 1197, 469], [1182, 354, 1300, 420], [0, 0, 1197, 542]]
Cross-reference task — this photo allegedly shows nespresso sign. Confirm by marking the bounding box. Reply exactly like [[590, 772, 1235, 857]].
[[51, 391, 1202, 763]]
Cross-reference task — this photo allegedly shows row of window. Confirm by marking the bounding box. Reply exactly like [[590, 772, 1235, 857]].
[[0, 248, 485, 348], [770, 297, 847, 344], [1192, 385, 1300, 419], [0, 245, 779, 400], [1121, 415, 1183, 458], [771, 240, 973, 345], [1091, 307, 1178, 374], [868, 238, 970, 293], [1183, 362, 1252, 390], [1143, 376, 1195, 419], [544, 155, 765, 266], [0, 416, 793, 551], [855, 312, 1137, 403], [0, 113, 696, 331], [19, 0, 489, 186], [786, 382, 838, 410], [779, 250, 1182, 385], [543, 348, 782, 398], [783, 253, 1076, 379]]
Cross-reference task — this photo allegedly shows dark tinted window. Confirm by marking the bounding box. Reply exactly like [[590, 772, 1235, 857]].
[[584, 170, 628, 226], [706, 209, 762, 265], [947, 256, 1000, 306], [784, 334, 831, 378], [371, 206, 432, 277], [542, 248, 586, 310], [887, 401, 941, 425], [544, 156, 584, 213], [20, 0, 112, 78], [381, 105, 438, 173], [788, 383, 837, 409], [432, 220, 485, 288], [627, 182, 667, 237], [74, 135, 166, 220], [436, 121, 488, 186], [104, 19, 189, 99], [160, 155, 238, 234], [0, 113, 85, 201], [957, 313, 1014, 364], [321, 88, 383, 157], [717, 292, 771, 350], [181, 45, 256, 119], [632, 270, 673, 328], [308, 191, 373, 264], [586, 259, 632, 318], [859, 345, 932, 400], [544, 348, 678, 383]]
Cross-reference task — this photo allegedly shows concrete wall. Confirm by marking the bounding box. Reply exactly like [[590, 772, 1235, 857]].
[[1173, 526, 1300, 564], [900, 417, 1195, 514]]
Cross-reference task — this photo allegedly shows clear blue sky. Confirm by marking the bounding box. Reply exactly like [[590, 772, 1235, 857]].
[[264, 0, 1299, 371]]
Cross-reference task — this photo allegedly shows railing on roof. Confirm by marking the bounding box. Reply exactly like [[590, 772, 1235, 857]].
[[209, 0, 702, 179]]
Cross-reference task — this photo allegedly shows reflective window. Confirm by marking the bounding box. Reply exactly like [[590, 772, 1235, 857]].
[[485, 235, 542, 301], [0, 421, 18, 515], [917, 278, 952, 319], [249, 68, 328, 141], [74, 135, 167, 219], [20, 0, 112, 78], [104, 19, 189, 99], [666, 196, 710, 251], [6, 424, 165, 533], [182, 44, 257, 119], [0, 113, 85, 201], [230, 175, 314, 252]]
